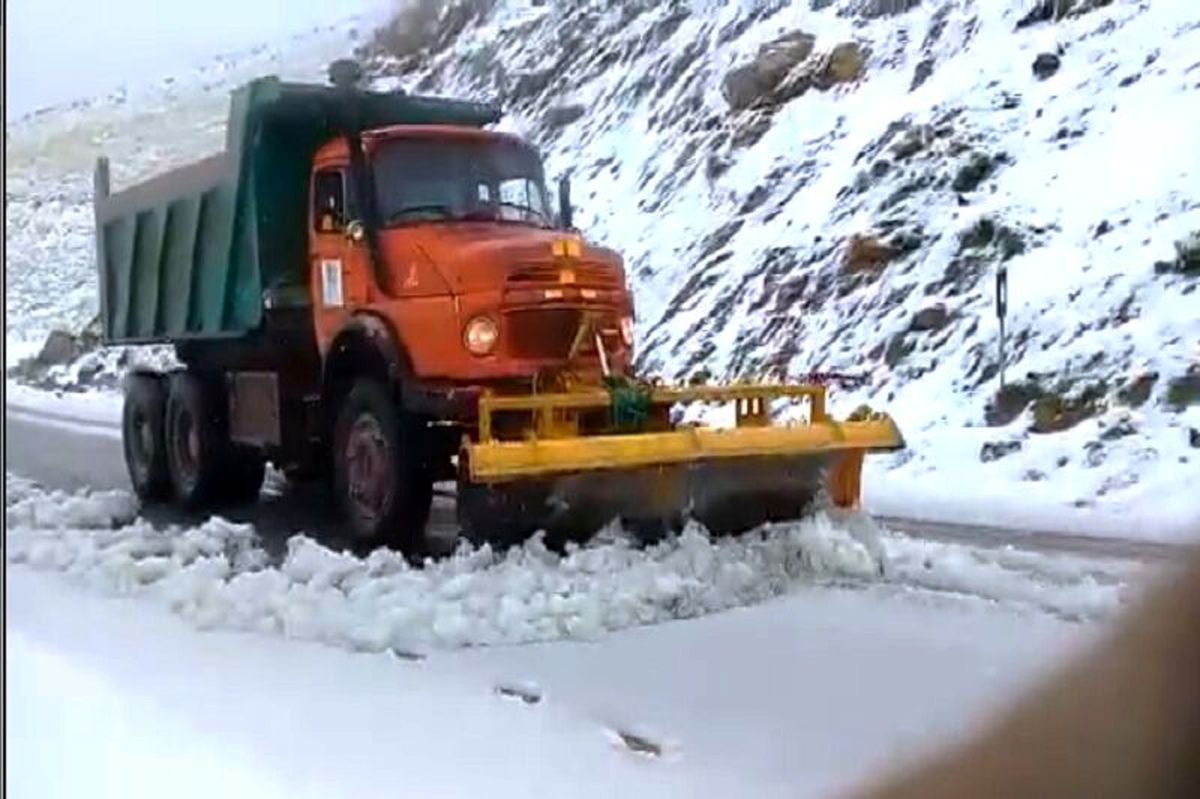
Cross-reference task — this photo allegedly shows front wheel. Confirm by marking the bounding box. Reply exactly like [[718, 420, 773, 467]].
[[332, 380, 432, 555]]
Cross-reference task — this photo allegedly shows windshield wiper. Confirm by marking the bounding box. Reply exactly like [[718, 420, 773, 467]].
[[462, 201, 550, 227], [495, 200, 549, 222], [384, 204, 457, 225]]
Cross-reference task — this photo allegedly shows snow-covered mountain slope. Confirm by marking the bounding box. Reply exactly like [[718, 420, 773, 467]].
[[5, 0, 1199, 531]]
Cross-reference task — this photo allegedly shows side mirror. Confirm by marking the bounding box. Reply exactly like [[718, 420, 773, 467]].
[[557, 175, 574, 231], [345, 219, 366, 244]]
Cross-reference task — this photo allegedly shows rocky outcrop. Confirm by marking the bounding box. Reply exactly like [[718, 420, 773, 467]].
[[842, 233, 895, 274], [1016, 0, 1114, 30], [853, 0, 923, 19], [1154, 231, 1200, 276]]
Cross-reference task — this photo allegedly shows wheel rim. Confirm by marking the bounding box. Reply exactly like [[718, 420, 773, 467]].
[[345, 414, 393, 528]]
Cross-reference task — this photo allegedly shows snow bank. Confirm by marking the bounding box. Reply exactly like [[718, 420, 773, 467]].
[[879, 534, 1132, 621], [5, 474, 890, 654], [6, 475, 1136, 662]]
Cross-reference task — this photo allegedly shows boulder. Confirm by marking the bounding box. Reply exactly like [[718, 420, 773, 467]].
[[1031, 389, 1104, 434], [722, 65, 768, 112], [910, 57, 936, 92], [36, 329, 82, 366], [981, 440, 1023, 462], [891, 125, 932, 160], [1154, 231, 1200, 276], [1115, 371, 1157, 408], [721, 31, 816, 110], [842, 233, 895, 274], [884, 333, 916, 368], [820, 42, 867, 86], [1166, 367, 1200, 411], [757, 31, 818, 82], [909, 303, 951, 332], [985, 379, 1044, 426], [952, 152, 996, 192], [960, 217, 996, 250], [1032, 52, 1061, 80], [544, 104, 586, 128]]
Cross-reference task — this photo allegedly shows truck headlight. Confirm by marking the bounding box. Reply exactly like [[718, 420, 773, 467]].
[[620, 316, 635, 347], [464, 316, 499, 356]]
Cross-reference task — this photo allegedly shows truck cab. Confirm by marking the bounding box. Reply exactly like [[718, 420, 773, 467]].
[[307, 126, 634, 387]]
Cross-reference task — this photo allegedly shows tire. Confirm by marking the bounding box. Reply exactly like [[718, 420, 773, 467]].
[[122, 373, 171, 502], [333, 379, 433, 555], [164, 372, 227, 509]]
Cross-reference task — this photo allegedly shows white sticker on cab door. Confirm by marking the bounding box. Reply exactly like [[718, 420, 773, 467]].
[[321, 259, 344, 307]]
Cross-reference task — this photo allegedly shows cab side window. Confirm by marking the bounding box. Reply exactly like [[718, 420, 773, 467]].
[[313, 169, 346, 232]]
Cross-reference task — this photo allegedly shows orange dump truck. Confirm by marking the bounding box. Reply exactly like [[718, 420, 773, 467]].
[[96, 61, 903, 556]]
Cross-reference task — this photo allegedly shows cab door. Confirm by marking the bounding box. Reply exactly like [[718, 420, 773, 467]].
[[309, 165, 374, 353]]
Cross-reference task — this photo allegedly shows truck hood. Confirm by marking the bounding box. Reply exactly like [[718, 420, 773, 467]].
[[388, 223, 624, 293]]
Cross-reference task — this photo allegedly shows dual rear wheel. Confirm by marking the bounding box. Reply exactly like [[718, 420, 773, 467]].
[[122, 372, 264, 509]]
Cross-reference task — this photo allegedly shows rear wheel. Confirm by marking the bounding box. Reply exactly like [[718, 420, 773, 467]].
[[122, 373, 171, 502], [333, 379, 433, 555], [164, 372, 227, 509]]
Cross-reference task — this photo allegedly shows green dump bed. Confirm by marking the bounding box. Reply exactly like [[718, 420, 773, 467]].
[[95, 76, 501, 344]]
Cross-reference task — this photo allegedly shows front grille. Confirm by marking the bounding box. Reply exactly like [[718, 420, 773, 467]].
[[507, 262, 621, 289], [505, 308, 624, 361]]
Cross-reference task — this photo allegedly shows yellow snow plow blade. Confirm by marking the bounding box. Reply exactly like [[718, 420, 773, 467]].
[[470, 411, 900, 483], [460, 383, 903, 537]]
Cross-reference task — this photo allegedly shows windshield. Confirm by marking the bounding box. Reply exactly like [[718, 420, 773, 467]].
[[373, 135, 553, 228]]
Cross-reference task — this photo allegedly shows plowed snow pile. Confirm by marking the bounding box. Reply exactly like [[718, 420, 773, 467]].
[[6, 474, 1133, 656]]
